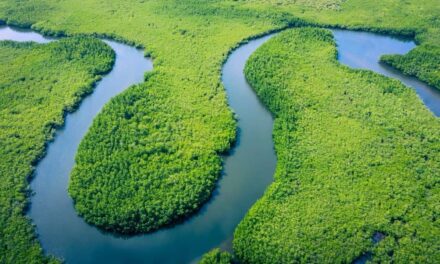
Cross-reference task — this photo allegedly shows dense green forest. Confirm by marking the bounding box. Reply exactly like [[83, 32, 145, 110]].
[[66, 5, 298, 234], [234, 27, 440, 263], [381, 44, 440, 90], [0, 0, 439, 263], [199, 248, 234, 264], [0, 38, 114, 263]]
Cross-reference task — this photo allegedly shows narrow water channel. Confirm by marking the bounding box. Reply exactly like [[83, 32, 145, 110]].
[[1, 25, 438, 264]]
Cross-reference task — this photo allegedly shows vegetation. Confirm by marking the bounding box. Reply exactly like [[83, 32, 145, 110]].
[[32, 2, 301, 234], [241, 0, 440, 91], [0, 38, 114, 263], [0, 0, 439, 262], [199, 249, 234, 264], [381, 44, 440, 90], [241, 0, 348, 11], [234, 27, 440, 263]]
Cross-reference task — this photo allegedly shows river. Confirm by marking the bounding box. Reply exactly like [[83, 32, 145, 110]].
[[0, 25, 438, 263]]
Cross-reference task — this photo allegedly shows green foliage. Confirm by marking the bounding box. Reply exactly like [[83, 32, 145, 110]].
[[241, 0, 440, 87], [239, 0, 348, 11], [199, 248, 234, 264], [381, 44, 440, 90], [234, 27, 440, 263], [53, 1, 293, 234], [0, 0, 439, 262], [0, 38, 114, 263]]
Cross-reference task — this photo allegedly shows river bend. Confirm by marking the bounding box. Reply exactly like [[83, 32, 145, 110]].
[[0, 25, 438, 264]]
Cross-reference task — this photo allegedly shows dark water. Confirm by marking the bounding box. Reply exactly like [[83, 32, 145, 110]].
[[1, 24, 438, 264], [333, 29, 440, 116]]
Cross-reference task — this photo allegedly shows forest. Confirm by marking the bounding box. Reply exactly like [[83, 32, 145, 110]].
[[199, 249, 234, 264], [0, 37, 114, 262], [381, 44, 440, 90], [66, 7, 292, 234], [0, 0, 439, 263], [234, 27, 439, 263]]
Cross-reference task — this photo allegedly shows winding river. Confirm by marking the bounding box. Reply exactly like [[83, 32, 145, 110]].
[[1, 25, 439, 264]]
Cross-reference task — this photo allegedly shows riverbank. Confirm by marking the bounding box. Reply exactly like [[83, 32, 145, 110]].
[[0, 24, 276, 264], [0, 32, 115, 263], [235, 27, 440, 263], [1, 1, 439, 263]]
